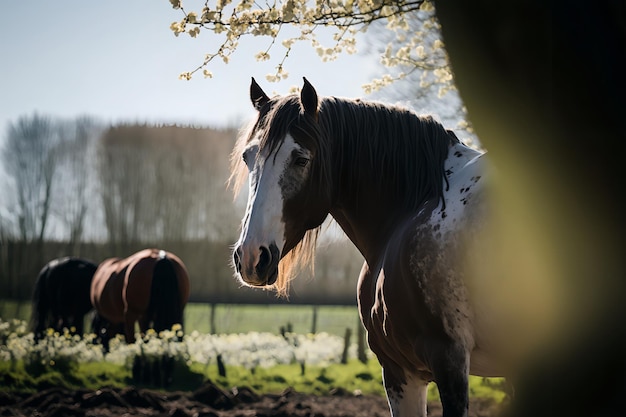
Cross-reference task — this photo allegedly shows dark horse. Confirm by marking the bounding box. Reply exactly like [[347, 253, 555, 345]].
[[231, 78, 506, 417], [31, 257, 98, 341], [90, 248, 190, 345]]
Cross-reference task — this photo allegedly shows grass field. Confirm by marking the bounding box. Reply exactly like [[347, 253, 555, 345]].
[[186, 303, 361, 336], [0, 300, 361, 337]]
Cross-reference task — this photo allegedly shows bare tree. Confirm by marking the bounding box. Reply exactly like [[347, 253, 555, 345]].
[[0, 114, 63, 298], [97, 125, 152, 250], [152, 126, 214, 242], [185, 127, 240, 241], [1, 114, 60, 244], [52, 116, 101, 253], [96, 124, 240, 247]]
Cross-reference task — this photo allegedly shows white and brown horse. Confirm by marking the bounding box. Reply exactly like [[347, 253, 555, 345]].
[[231, 78, 507, 417]]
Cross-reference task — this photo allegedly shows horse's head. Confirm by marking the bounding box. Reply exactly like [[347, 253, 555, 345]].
[[231, 78, 331, 293]]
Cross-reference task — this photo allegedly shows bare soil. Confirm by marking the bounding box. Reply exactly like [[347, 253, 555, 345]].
[[0, 382, 505, 417]]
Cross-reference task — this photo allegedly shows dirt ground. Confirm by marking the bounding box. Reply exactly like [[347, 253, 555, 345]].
[[0, 382, 505, 417]]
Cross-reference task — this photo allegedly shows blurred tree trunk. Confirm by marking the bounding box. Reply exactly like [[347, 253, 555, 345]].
[[435, 1, 626, 416]]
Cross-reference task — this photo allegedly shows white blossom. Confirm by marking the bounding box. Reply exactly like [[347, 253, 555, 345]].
[[167, 0, 436, 86], [0, 319, 369, 371]]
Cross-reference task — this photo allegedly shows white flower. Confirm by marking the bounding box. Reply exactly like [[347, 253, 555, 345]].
[[0, 320, 369, 370]]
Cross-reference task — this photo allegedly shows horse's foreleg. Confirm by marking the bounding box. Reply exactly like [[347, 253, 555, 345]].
[[138, 317, 150, 335], [124, 312, 139, 344], [74, 315, 84, 335], [53, 314, 64, 332], [383, 368, 429, 417], [428, 342, 470, 417], [34, 306, 49, 339]]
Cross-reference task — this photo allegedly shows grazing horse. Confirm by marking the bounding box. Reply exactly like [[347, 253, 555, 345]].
[[231, 78, 505, 417], [90, 248, 190, 345], [31, 257, 97, 341]]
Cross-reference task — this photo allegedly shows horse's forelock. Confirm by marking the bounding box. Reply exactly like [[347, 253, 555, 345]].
[[230, 98, 279, 197]]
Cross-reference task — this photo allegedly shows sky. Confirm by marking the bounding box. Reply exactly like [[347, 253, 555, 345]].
[[0, 1, 379, 135]]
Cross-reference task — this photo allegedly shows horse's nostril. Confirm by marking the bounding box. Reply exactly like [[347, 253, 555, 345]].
[[257, 246, 271, 274], [233, 247, 242, 272]]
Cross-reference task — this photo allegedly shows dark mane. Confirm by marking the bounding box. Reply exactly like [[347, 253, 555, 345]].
[[323, 97, 455, 210], [249, 95, 456, 211]]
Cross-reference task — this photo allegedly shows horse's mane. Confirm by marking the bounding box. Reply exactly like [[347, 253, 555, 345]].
[[230, 94, 456, 295]]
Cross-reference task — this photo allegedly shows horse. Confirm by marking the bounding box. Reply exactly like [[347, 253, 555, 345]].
[[30, 257, 98, 341], [230, 78, 507, 417], [90, 248, 190, 345]]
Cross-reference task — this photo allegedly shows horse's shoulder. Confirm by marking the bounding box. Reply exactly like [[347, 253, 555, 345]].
[[368, 208, 441, 302]]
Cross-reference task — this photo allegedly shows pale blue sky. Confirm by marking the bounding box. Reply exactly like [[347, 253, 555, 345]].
[[0, 1, 377, 134]]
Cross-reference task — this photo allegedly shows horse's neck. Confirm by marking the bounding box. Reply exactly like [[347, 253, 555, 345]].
[[329, 179, 416, 264], [330, 141, 484, 264], [330, 208, 394, 263]]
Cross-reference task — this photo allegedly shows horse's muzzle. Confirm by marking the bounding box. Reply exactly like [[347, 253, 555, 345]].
[[234, 243, 280, 286]]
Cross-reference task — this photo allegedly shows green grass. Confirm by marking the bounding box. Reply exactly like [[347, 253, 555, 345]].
[[0, 360, 129, 392], [195, 359, 387, 396], [0, 357, 507, 403], [0, 300, 361, 337], [0, 356, 385, 395], [186, 303, 361, 336]]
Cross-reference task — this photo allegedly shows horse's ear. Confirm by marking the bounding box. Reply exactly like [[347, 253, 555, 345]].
[[300, 77, 318, 119], [250, 77, 270, 111]]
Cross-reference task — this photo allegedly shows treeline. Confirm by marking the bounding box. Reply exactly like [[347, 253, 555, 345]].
[[0, 115, 363, 305]]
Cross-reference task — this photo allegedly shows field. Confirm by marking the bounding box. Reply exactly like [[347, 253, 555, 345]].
[[0, 300, 362, 337], [0, 301, 508, 416]]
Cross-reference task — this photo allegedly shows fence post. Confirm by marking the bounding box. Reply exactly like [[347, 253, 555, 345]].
[[341, 327, 351, 364], [357, 322, 368, 364], [310, 305, 318, 334], [210, 303, 217, 334], [217, 353, 226, 377]]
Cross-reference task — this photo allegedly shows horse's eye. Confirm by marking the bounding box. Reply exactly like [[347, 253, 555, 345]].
[[242, 150, 253, 167], [294, 157, 309, 168]]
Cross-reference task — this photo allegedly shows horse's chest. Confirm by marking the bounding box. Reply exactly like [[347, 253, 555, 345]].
[[357, 228, 475, 375], [357, 200, 485, 374]]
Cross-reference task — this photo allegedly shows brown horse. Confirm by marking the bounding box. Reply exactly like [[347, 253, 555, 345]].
[[231, 78, 508, 417], [90, 248, 190, 344]]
